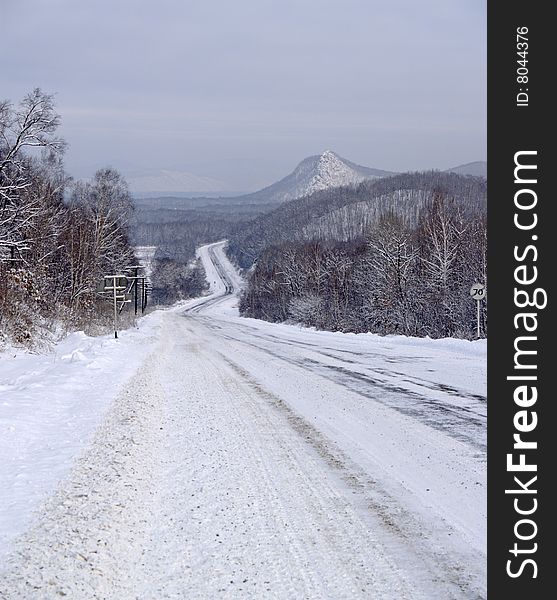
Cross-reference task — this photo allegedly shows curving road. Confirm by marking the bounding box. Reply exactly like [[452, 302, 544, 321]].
[[0, 241, 486, 599]]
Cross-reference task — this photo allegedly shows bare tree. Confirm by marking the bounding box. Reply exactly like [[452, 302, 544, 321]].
[[0, 89, 65, 258], [1, 90, 142, 347], [419, 193, 466, 293], [67, 168, 135, 308]]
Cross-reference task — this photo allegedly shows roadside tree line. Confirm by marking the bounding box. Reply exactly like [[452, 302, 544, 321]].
[[240, 194, 487, 339], [150, 257, 207, 305], [1, 89, 135, 346], [228, 171, 487, 270]]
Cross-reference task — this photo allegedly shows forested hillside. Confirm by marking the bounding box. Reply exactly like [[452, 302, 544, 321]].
[[227, 171, 486, 269], [131, 201, 274, 263], [130, 150, 395, 266], [234, 172, 487, 339], [131, 198, 274, 304], [0, 90, 136, 347]]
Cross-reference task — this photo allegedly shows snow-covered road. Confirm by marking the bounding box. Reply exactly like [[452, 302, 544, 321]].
[[0, 241, 486, 599]]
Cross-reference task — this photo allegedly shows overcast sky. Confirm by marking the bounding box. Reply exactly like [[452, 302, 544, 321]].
[[2, 0, 486, 191]]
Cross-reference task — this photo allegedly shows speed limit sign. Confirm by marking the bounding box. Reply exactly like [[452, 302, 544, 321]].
[[470, 283, 486, 300], [470, 283, 486, 338]]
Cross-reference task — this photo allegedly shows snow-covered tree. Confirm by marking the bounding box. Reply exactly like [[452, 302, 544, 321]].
[[1, 90, 138, 347], [65, 169, 135, 310], [0, 89, 65, 259]]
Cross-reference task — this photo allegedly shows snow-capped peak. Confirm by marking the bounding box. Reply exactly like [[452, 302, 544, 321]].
[[306, 150, 367, 194], [243, 150, 394, 204]]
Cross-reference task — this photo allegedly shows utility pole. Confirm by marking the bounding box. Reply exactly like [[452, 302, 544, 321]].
[[101, 274, 128, 339], [141, 276, 146, 314], [112, 275, 118, 339], [125, 265, 144, 317], [477, 298, 481, 339], [97, 266, 144, 336], [134, 266, 139, 316]]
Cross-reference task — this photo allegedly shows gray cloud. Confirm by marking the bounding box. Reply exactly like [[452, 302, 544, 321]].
[[1, 0, 486, 190]]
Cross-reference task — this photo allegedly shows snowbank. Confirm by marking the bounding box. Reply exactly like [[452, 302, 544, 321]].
[[0, 311, 163, 561]]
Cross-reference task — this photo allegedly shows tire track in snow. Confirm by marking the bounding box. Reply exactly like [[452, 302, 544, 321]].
[[201, 325, 485, 451], [136, 316, 423, 599], [191, 241, 487, 599], [216, 352, 486, 600]]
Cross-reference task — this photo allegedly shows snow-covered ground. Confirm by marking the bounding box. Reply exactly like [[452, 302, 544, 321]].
[[0, 241, 486, 599], [0, 312, 164, 562]]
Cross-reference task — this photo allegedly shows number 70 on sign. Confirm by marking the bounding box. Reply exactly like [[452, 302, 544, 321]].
[[470, 283, 486, 338], [470, 283, 486, 300]]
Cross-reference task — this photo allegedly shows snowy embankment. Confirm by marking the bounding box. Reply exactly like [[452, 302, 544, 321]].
[[0, 312, 163, 561], [0, 246, 226, 564]]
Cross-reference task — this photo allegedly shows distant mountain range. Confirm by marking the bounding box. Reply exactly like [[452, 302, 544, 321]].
[[127, 151, 393, 200], [240, 150, 394, 204], [128, 153, 486, 203], [445, 161, 487, 178]]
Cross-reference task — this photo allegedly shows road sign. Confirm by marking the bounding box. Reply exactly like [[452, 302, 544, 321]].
[[470, 283, 486, 339], [470, 283, 486, 300]]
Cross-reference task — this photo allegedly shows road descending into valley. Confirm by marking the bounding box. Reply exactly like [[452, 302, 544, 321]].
[[0, 241, 486, 600]]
